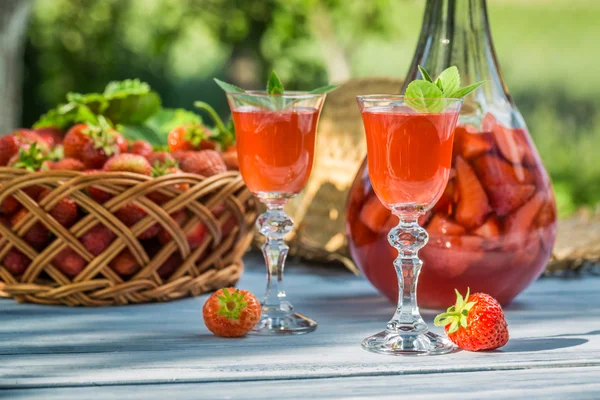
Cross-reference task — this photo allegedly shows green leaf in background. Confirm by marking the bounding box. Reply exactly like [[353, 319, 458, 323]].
[[405, 80, 444, 113], [103, 79, 151, 98], [447, 81, 485, 99], [267, 71, 285, 95], [66, 92, 109, 114], [437, 66, 460, 96], [119, 108, 202, 148], [213, 78, 245, 93]]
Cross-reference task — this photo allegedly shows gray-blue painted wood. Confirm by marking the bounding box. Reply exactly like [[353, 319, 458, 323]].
[[1, 252, 599, 399]]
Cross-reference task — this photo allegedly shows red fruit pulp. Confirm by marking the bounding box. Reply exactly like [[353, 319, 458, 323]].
[[347, 114, 557, 308]]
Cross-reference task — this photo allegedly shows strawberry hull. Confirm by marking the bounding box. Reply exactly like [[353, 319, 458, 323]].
[[347, 117, 557, 308]]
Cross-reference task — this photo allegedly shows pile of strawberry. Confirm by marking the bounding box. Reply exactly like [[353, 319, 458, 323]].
[[0, 120, 238, 280]]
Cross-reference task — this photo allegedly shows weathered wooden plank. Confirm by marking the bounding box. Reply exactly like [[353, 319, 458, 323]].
[[1, 253, 598, 389], [2, 366, 600, 400]]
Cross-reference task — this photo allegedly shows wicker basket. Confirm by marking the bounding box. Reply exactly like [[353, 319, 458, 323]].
[[0, 167, 258, 306]]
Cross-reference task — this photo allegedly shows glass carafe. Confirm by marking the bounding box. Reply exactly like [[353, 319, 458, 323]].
[[346, 0, 557, 308]]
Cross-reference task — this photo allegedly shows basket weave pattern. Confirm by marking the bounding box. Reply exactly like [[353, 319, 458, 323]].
[[0, 168, 257, 306]]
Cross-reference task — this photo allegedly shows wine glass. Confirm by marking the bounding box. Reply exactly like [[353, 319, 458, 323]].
[[226, 91, 326, 335], [356, 95, 463, 355]]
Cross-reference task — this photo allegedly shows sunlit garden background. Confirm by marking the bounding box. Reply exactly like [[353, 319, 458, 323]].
[[19, 0, 600, 217]]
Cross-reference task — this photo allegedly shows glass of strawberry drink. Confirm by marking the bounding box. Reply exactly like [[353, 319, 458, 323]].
[[226, 90, 325, 334], [357, 95, 463, 355]]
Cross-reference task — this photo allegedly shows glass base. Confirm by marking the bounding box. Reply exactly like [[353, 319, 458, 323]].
[[251, 312, 317, 335], [361, 329, 457, 356]]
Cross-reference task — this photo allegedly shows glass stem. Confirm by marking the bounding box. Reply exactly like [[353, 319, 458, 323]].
[[257, 200, 294, 313], [387, 211, 429, 334]]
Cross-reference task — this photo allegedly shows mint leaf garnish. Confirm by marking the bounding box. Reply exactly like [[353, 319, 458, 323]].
[[309, 84, 338, 94], [447, 81, 485, 99], [405, 80, 443, 113], [267, 71, 285, 95], [418, 65, 434, 83], [213, 78, 245, 93], [404, 65, 484, 112], [437, 66, 460, 97]]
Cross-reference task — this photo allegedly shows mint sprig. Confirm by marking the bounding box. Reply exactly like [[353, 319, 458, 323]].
[[214, 71, 338, 111], [405, 65, 484, 113]]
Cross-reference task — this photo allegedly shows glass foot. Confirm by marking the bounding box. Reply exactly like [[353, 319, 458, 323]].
[[361, 330, 457, 355], [251, 312, 317, 335]]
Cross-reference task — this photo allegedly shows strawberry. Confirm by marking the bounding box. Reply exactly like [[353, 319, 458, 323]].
[[8, 142, 50, 172], [358, 194, 391, 233], [453, 126, 493, 160], [0, 135, 20, 166], [53, 247, 86, 277], [423, 236, 485, 278], [473, 154, 534, 187], [13, 129, 51, 153], [487, 184, 536, 217], [149, 162, 190, 204], [11, 209, 51, 250], [103, 154, 152, 176], [504, 191, 545, 236], [472, 216, 501, 239], [116, 203, 160, 239], [454, 156, 491, 229], [81, 224, 116, 256], [168, 124, 216, 152], [221, 145, 239, 171], [63, 124, 93, 160], [50, 158, 85, 171], [427, 214, 465, 236], [110, 249, 140, 276], [187, 221, 208, 249], [35, 127, 64, 147], [434, 289, 509, 351], [203, 288, 261, 337], [113, 131, 129, 154], [0, 196, 20, 215], [534, 198, 557, 228], [179, 150, 227, 177], [433, 180, 455, 214], [158, 210, 188, 245], [37, 188, 78, 228], [147, 151, 175, 167], [3, 249, 31, 275], [129, 140, 153, 159], [157, 253, 182, 280], [84, 170, 113, 204], [81, 126, 123, 169]]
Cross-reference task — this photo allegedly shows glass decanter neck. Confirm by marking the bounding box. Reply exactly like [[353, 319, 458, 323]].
[[403, 0, 512, 106]]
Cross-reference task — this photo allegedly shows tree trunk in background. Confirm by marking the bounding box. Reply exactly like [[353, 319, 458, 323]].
[[0, 0, 32, 134], [310, 6, 351, 84]]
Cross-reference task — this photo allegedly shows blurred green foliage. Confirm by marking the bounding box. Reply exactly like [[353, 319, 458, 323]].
[[22, 0, 600, 216]]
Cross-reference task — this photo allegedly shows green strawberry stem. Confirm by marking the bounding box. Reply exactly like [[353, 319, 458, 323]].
[[434, 288, 477, 334], [216, 288, 248, 320], [194, 101, 235, 148]]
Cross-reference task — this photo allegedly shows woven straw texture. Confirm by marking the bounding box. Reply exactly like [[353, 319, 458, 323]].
[[0, 168, 257, 306]]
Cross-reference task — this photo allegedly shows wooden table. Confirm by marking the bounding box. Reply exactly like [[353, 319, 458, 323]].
[[1, 253, 599, 399]]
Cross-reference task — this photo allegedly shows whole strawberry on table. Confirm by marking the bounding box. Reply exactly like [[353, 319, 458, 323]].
[[0, 79, 239, 281]]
